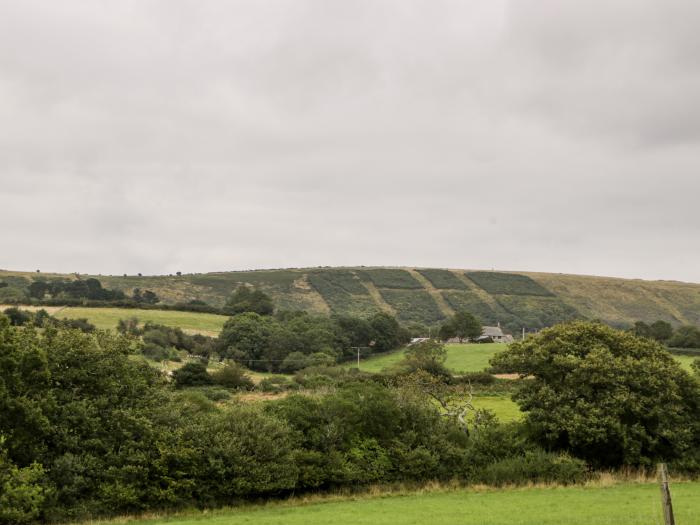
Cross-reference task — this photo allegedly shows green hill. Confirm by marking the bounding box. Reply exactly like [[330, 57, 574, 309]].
[[2, 267, 700, 333]]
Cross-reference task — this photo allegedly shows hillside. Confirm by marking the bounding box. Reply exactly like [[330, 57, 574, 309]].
[[2, 267, 700, 333]]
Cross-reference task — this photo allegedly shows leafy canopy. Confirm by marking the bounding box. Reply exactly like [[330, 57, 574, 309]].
[[491, 321, 700, 467]]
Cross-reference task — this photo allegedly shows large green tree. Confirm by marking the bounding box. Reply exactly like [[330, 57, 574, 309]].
[[223, 286, 274, 316], [440, 311, 482, 342], [491, 321, 700, 467]]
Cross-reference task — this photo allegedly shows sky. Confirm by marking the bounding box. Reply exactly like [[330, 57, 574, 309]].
[[1, 0, 699, 281]]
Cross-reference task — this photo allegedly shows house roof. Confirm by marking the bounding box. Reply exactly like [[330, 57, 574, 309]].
[[482, 326, 504, 337]]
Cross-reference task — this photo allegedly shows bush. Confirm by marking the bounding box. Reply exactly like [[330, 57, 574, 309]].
[[478, 451, 587, 486], [172, 362, 213, 389], [0, 450, 46, 525], [211, 364, 254, 390]]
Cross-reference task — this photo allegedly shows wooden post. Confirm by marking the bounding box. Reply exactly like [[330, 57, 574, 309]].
[[658, 463, 675, 525]]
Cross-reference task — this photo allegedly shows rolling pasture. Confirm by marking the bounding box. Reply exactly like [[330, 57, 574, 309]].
[[58, 307, 228, 335], [353, 343, 508, 373], [81, 482, 700, 525]]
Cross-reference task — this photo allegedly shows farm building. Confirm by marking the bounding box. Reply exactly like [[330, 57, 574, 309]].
[[475, 325, 513, 343], [445, 325, 513, 344]]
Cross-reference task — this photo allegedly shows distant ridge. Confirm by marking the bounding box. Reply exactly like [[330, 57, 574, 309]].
[[2, 267, 700, 332]]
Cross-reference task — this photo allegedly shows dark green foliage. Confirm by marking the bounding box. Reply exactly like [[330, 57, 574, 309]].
[[172, 362, 213, 388], [360, 269, 423, 289], [477, 451, 587, 486], [28, 278, 126, 301], [217, 311, 407, 372], [58, 318, 96, 333], [224, 286, 274, 316], [379, 289, 445, 324], [491, 321, 700, 467], [398, 340, 451, 377], [669, 325, 700, 348], [439, 311, 482, 342], [650, 320, 674, 341], [2, 307, 32, 326], [416, 269, 467, 290], [367, 312, 410, 353], [0, 448, 46, 525], [465, 272, 553, 296], [132, 288, 159, 304], [211, 363, 254, 390]]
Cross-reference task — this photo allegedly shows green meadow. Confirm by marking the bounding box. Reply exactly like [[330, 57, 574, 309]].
[[78, 482, 700, 525], [353, 343, 507, 373], [58, 307, 228, 335]]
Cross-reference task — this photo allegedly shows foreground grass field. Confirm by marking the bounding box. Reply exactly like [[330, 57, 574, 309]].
[[58, 307, 228, 335], [353, 343, 508, 373], [82, 482, 700, 525]]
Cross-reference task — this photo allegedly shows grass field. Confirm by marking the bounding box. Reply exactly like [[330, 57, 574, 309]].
[[471, 395, 522, 422], [352, 343, 507, 374], [674, 354, 697, 372], [82, 482, 700, 525], [58, 307, 228, 335]]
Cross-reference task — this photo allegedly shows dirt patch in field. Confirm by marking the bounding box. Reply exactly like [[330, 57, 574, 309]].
[[237, 392, 290, 402], [493, 373, 521, 380]]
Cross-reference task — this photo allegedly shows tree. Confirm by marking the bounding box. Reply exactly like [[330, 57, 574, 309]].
[[224, 286, 274, 316], [669, 325, 700, 349], [490, 321, 700, 467], [440, 311, 482, 342], [399, 339, 450, 377], [650, 320, 673, 342], [368, 313, 407, 353], [211, 363, 254, 390]]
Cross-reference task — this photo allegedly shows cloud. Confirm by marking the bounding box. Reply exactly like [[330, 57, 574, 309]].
[[0, 0, 698, 281]]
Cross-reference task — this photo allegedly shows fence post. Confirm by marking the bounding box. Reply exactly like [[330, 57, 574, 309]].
[[658, 463, 675, 525]]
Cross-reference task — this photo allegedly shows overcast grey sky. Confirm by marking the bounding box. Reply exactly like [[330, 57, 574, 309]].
[[1, 1, 699, 281]]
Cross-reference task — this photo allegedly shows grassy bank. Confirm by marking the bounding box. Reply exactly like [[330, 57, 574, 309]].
[[74, 481, 700, 525]]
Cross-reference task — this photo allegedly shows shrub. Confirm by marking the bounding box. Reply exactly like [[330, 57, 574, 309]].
[[478, 451, 587, 486], [0, 450, 46, 525], [172, 362, 213, 389], [211, 364, 254, 390]]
